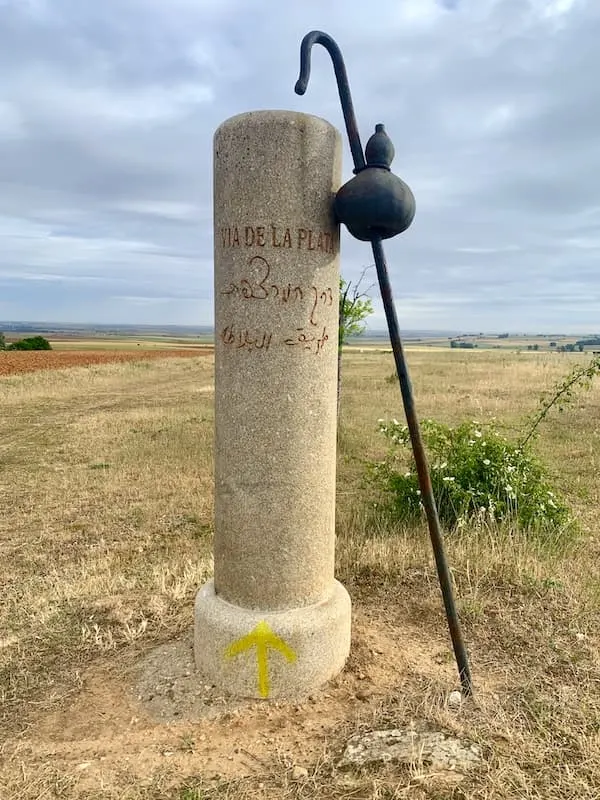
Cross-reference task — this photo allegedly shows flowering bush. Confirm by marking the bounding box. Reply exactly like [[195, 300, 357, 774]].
[[369, 418, 571, 533]]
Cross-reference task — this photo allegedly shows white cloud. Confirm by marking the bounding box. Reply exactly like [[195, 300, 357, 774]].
[[109, 201, 202, 222], [0, 0, 599, 330], [537, 0, 580, 21], [14, 68, 213, 132], [0, 101, 24, 138]]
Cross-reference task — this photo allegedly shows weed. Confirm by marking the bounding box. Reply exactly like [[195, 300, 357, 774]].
[[179, 788, 205, 800], [520, 354, 600, 447], [369, 417, 572, 534], [179, 734, 196, 753]]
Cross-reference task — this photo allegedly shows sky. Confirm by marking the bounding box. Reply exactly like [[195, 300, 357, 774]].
[[1, 0, 599, 333]]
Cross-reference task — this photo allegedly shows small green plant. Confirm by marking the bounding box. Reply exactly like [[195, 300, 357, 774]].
[[179, 788, 204, 800], [338, 268, 374, 414], [369, 418, 570, 533], [178, 733, 196, 753]]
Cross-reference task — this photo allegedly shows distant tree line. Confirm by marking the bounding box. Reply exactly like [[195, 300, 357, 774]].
[[0, 333, 52, 351], [560, 343, 584, 352], [447, 336, 593, 353], [527, 343, 585, 352]]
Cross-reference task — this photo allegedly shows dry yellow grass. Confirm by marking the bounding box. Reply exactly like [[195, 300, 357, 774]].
[[1, 348, 599, 799], [1, 358, 215, 724], [49, 338, 212, 351]]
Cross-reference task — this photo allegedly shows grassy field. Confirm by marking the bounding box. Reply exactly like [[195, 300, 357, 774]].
[[1, 348, 599, 798], [48, 337, 213, 351], [1, 331, 213, 351], [358, 334, 597, 351]]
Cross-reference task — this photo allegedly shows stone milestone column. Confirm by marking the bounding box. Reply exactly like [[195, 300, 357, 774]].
[[194, 110, 351, 699]]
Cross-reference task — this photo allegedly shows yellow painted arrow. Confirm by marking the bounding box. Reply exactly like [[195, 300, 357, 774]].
[[224, 621, 297, 698]]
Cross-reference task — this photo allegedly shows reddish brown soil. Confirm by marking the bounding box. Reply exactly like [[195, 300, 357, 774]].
[[0, 348, 213, 377]]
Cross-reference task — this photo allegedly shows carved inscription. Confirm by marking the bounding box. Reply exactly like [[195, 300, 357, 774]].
[[221, 256, 303, 302], [284, 326, 329, 354], [220, 256, 334, 327], [220, 225, 336, 254], [219, 222, 337, 356], [220, 325, 272, 352], [219, 325, 327, 355]]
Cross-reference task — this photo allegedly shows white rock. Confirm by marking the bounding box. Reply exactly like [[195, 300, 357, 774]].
[[291, 765, 309, 781], [339, 728, 481, 772], [448, 690, 463, 709]]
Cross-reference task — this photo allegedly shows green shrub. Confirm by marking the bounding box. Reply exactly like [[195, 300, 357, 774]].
[[7, 336, 52, 351], [368, 418, 571, 533]]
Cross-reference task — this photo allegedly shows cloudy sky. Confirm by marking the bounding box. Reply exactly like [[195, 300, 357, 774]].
[[1, 0, 599, 333]]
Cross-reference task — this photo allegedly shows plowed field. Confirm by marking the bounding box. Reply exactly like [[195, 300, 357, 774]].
[[0, 348, 212, 377]]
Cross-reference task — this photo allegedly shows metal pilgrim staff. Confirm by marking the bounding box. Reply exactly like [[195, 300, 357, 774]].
[[295, 30, 474, 697]]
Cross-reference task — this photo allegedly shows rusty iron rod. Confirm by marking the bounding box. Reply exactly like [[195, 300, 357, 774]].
[[370, 235, 473, 696], [295, 29, 473, 696]]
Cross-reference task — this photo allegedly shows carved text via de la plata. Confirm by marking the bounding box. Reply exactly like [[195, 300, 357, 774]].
[[219, 225, 336, 254]]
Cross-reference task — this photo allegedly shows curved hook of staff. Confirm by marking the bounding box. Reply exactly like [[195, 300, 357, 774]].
[[294, 30, 366, 173]]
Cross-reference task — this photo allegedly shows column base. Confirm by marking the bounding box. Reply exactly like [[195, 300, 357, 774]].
[[194, 580, 352, 700]]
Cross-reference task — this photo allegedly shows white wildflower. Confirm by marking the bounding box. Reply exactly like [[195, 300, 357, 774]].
[[483, 459, 491, 466]]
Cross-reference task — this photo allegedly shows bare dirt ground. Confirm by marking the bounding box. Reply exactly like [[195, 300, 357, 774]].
[[0, 348, 212, 376], [9, 606, 447, 779], [6, 591, 497, 799]]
